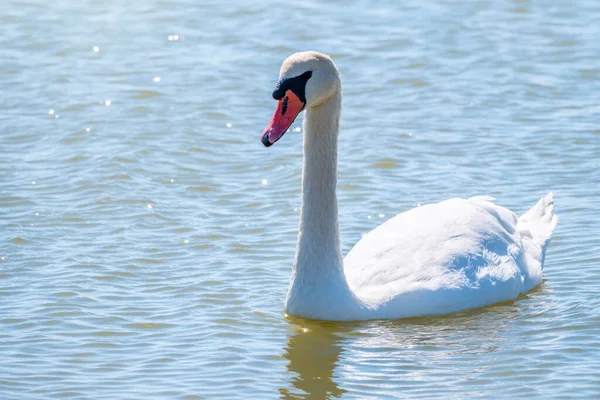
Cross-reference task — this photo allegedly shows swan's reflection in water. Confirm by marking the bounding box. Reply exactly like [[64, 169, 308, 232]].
[[279, 299, 533, 399], [279, 317, 352, 399]]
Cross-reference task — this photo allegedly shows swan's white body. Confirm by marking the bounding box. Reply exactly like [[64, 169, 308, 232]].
[[265, 52, 557, 321], [342, 194, 556, 319]]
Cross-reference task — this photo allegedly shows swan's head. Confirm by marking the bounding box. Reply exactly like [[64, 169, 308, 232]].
[[261, 51, 340, 147]]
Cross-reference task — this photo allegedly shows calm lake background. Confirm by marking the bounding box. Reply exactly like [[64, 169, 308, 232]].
[[1, 0, 599, 398]]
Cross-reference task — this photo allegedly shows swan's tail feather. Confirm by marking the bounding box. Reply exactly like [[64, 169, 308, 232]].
[[517, 192, 558, 261]]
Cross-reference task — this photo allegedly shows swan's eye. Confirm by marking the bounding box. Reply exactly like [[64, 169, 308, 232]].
[[272, 71, 313, 103], [281, 96, 289, 115]]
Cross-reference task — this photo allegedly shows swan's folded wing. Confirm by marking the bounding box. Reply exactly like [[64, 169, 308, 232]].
[[343, 198, 525, 306]]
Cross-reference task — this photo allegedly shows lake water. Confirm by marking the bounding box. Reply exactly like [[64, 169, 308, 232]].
[[1, 0, 599, 398]]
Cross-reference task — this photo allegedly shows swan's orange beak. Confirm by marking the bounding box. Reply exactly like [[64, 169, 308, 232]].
[[261, 90, 305, 147]]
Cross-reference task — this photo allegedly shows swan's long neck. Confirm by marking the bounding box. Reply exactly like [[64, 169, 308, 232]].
[[285, 90, 365, 320], [296, 94, 343, 275]]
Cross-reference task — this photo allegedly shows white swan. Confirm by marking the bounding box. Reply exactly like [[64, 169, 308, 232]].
[[260, 51, 558, 321]]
